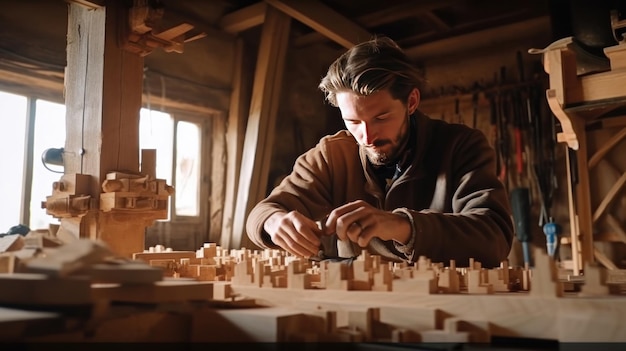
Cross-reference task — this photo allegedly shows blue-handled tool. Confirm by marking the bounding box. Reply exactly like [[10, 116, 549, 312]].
[[543, 219, 561, 258]]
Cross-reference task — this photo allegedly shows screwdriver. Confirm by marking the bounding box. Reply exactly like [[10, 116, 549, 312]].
[[510, 187, 532, 267]]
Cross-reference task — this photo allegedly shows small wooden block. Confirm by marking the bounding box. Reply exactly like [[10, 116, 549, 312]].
[[89, 262, 164, 284], [133, 251, 196, 262]]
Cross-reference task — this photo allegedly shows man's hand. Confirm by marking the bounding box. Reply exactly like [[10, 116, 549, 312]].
[[324, 200, 411, 247], [263, 211, 322, 258]]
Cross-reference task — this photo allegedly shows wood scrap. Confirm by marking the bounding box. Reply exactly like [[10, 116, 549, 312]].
[[21, 239, 115, 277], [0, 234, 24, 253]]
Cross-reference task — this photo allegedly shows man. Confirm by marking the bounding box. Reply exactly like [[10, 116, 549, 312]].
[[246, 36, 513, 268]]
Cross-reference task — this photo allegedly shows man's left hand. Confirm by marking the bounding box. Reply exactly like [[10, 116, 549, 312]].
[[323, 200, 411, 247]]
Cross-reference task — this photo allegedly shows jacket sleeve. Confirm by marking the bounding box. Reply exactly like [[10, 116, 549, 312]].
[[405, 128, 514, 268], [245, 139, 336, 249]]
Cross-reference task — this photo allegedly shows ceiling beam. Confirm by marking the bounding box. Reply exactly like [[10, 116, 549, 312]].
[[404, 16, 551, 61], [219, 2, 267, 34], [356, 0, 460, 27], [266, 0, 371, 49], [294, 0, 460, 47], [420, 11, 451, 32]]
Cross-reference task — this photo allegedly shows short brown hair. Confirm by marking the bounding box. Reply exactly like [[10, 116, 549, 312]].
[[318, 36, 424, 107]]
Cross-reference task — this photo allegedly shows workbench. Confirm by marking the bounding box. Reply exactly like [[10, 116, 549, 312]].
[[1, 240, 625, 346]]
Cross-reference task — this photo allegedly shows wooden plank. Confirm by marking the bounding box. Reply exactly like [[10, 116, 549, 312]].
[[219, 2, 267, 34], [266, 0, 370, 49], [231, 7, 291, 249], [577, 69, 626, 104], [588, 127, 626, 169], [0, 273, 92, 305], [592, 171, 626, 223], [229, 283, 626, 342], [64, 3, 105, 178], [91, 279, 214, 303], [220, 38, 252, 249]]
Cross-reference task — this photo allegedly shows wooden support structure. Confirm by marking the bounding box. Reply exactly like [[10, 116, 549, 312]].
[[231, 6, 291, 249], [265, 0, 371, 49], [60, 0, 174, 258], [219, 38, 252, 249], [541, 39, 626, 275]]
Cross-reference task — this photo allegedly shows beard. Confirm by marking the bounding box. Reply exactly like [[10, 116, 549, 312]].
[[365, 141, 392, 165], [365, 112, 410, 166]]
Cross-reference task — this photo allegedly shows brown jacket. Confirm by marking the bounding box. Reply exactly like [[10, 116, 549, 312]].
[[246, 112, 513, 267]]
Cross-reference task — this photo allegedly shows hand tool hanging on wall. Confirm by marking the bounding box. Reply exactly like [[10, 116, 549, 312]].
[[510, 55, 533, 267], [455, 97, 463, 124], [511, 186, 532, 267], [472, 88, 479, 129], [496, 66, 510, 190], [489, 94, 499, 171]]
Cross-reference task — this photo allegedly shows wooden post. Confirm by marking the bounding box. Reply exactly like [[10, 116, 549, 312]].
[[231, 6, 291, 249], [219, 38, 252, 249], [63, 0, 150, 257]]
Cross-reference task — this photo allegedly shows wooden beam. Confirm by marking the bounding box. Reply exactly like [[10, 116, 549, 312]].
[[405, 16, 551, 61], [231, 6, 291, 249], [293, 0, 458, 47], [588, 127, 626, 169], [421, 11, 451, 32], [265, 0, 370, 49], [592, 171, 626, 223], [220, 38, 253, 249], [219, 2, 267, 34]]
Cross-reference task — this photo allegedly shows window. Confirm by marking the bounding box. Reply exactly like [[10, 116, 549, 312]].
[[0, 91, 28, 232], [1, 90, 204, 233], [174, 121, 201, 217], [139, 108, 203, 220]]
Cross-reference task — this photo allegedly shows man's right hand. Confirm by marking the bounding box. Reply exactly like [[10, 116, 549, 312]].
[[263, 211, 322, 258]]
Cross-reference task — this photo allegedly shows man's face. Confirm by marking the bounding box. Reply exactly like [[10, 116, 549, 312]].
[[337, 88, 419, 165]]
